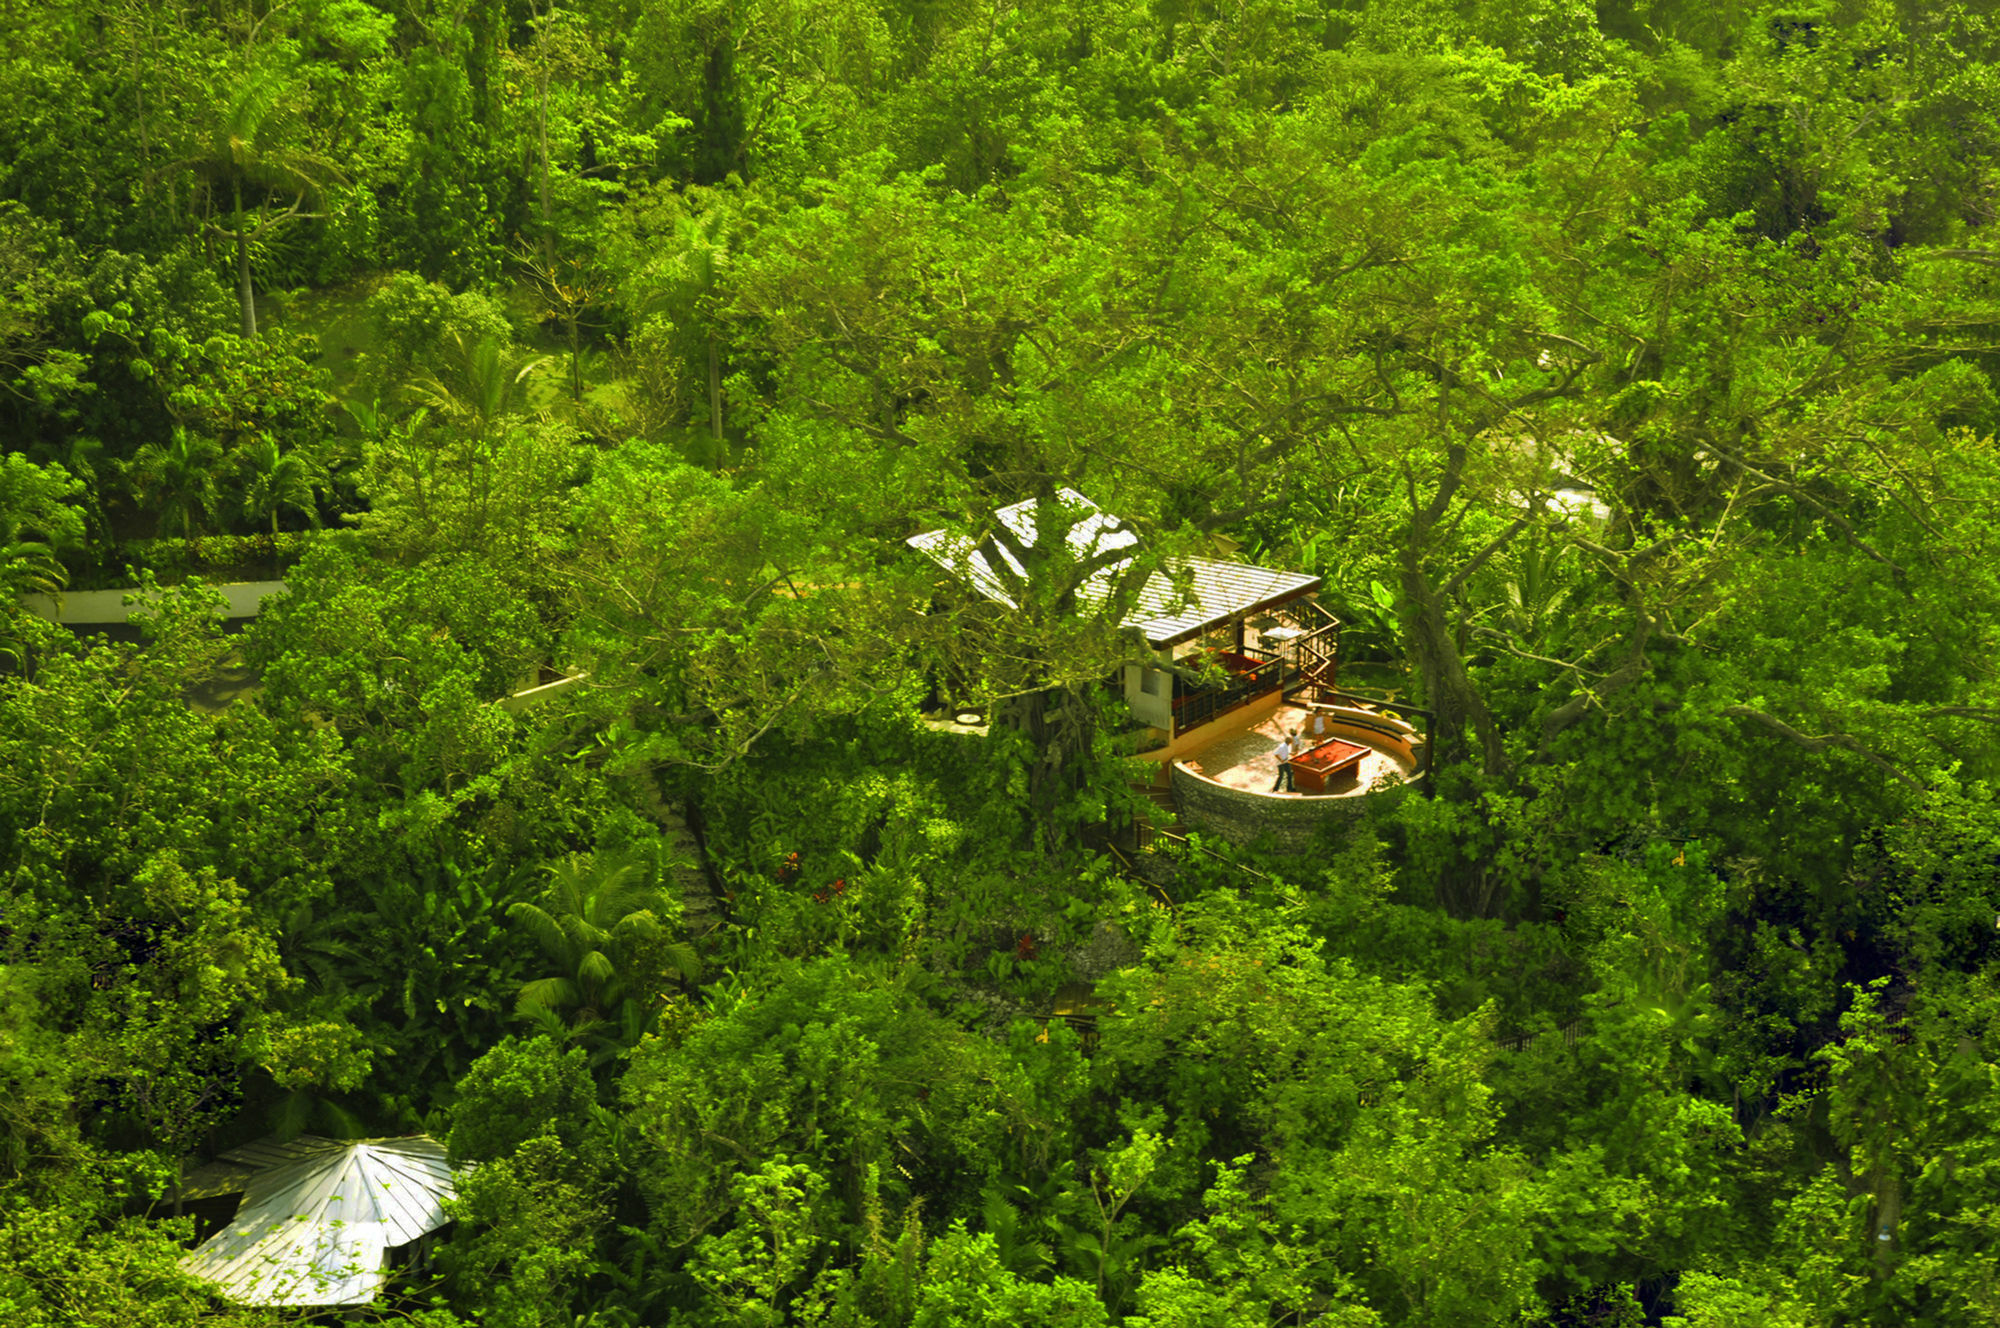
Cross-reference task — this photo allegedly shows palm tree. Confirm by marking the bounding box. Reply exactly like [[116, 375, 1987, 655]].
[[508, 851, 699, 1045], [126, 428, 222, 540], [175, 66, 346, 338], [403, 332, 551, 547], [235, 433, 322, 538], [0, 453, 83, 600], [672, 208, 733, 459], [0, 537, 66, 600], [404, 330, 551, 439]]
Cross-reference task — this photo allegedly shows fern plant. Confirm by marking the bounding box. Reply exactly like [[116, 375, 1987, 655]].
[[509, 850, 700, 1053]]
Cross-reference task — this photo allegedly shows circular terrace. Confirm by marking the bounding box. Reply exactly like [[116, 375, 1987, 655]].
[[1167, 701, 1423, 852]]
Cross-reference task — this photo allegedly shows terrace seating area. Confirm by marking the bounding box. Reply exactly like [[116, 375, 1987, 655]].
[[1177, 702, 1419, 799]]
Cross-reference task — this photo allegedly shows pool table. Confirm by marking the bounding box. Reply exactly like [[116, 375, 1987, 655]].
[[1286, 736, 1369, 793]]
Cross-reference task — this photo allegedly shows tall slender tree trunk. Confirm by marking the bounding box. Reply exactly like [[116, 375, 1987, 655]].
[[568, 315, 583, 402], [1399, 553, 1504, 776], [234, 177, 257, 339], [537, 78, 556, 273], [997, 684, 1096, 856], [1400, 439, 1506, 778], [707, 335, 724, 455]]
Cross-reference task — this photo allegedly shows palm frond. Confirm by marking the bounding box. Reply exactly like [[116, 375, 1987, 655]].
[[578, 949, 617, 987], [506, 901, 574, 968], [614, 910, 663, 944], [659, 941, 702, 984], [515, 976, 579, 1015]]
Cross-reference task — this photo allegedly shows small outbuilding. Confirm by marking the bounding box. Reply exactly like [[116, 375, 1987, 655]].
[[177, 1134, 465, 1308]]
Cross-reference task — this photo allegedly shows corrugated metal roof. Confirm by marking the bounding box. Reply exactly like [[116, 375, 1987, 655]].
[[170, 1158, 261, 1202], [907, 492, 1320, 647], [179, 1135, 464, 1307], [906, 489, 1138, 612], [1122, 557, 1323, 647]]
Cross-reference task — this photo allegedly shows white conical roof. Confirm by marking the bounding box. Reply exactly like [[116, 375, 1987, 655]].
[[178, 1135, 463, 1307]]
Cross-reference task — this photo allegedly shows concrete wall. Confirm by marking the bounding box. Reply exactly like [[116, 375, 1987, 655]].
[[1135, 687, 1285, 769], [23, 581, 289, 624], [499, 672, 591, 714], [1170, 758, 1414, 855], [1122, 663, 1174, 730]]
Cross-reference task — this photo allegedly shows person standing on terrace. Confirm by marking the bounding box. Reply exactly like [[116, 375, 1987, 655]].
[[1271, 730, 1297, 792]]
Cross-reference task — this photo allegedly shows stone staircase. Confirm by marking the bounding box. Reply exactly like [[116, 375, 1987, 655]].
[[627, 770, 723, 935], [1128, 778, 1185, 845]]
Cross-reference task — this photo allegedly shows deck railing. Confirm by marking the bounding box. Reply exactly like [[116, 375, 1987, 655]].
[[1172, 656, 1284, 733]]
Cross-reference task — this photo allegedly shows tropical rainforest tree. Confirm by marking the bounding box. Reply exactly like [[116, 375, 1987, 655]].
[[171, 64, 345, 338], [233, 432, 321, 537], [8, 3, 2000, 1325], [0, 453, 83, 600], [508, 849, 699, 1049], [124, 427, 221, 540]]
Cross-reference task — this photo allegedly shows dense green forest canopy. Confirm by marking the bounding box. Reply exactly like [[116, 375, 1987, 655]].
[[5, 0, 2000, 1323]]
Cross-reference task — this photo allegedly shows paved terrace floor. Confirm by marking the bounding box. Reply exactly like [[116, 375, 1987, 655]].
[[1180, 703, 1417, 796]]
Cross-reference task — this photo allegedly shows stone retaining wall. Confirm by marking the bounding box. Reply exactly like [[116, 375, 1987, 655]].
[[1170, 760, 1414, 855]]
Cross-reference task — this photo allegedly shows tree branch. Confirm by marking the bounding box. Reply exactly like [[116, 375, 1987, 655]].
[[1921, 706, 2000, 725], [1918, 248, 2000, 269], [1700, 438, 1912, 586], [1442, 518, 1529, 599], [1719, 705, 1923, 788], [1540, 609, 1653, 742]]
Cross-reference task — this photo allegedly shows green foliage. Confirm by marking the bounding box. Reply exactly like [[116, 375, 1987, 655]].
[[246, 538, 550, 789], [685, 1157, 832, 1327], [509, 848, 698, 1054], [0, 454, 85, 642], [124, 428, 221, 539], [442, 1133, 611, 1328], [0, 1199, 289, 1328], [909, 1225, 1110, 1328], [284, 854, 543, 1121], [1094, 893, 1543, 1321], [1, 849, 294, 1163], [448, 1037, 596, 1164], [623, 956, 1047, 1250], [233, 433, 324, 537], [0, 578, 345, 915], [10, 3, 2000, 1325]]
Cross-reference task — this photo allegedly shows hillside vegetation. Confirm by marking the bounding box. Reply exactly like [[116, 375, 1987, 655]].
[[5, 2, 2000, 1324]]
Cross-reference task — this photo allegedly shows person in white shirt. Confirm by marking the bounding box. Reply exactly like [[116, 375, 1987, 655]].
[[1305, 709, 1329, 741], [1271, 731, 1297, 792]]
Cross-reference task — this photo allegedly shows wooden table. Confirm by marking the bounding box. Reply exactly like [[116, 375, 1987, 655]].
[[1286, 736, 1369, 793]]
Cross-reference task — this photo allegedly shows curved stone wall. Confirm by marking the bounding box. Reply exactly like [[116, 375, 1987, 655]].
[[1169, 712, 1421, 854]]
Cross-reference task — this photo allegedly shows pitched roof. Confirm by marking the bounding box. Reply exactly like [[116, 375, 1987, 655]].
[[178, 1135, 464, 1307], [905, 489, 1138, 612], [907, 491, 1320, 648], [1120, 557, 1324, 647]]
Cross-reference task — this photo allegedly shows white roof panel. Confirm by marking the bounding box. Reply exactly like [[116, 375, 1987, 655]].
[[180, 1136, 465, 1307], [907, 489, 1137, 611], [1122, 557, 1323, 646], [908, 493, 1320, 646]]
